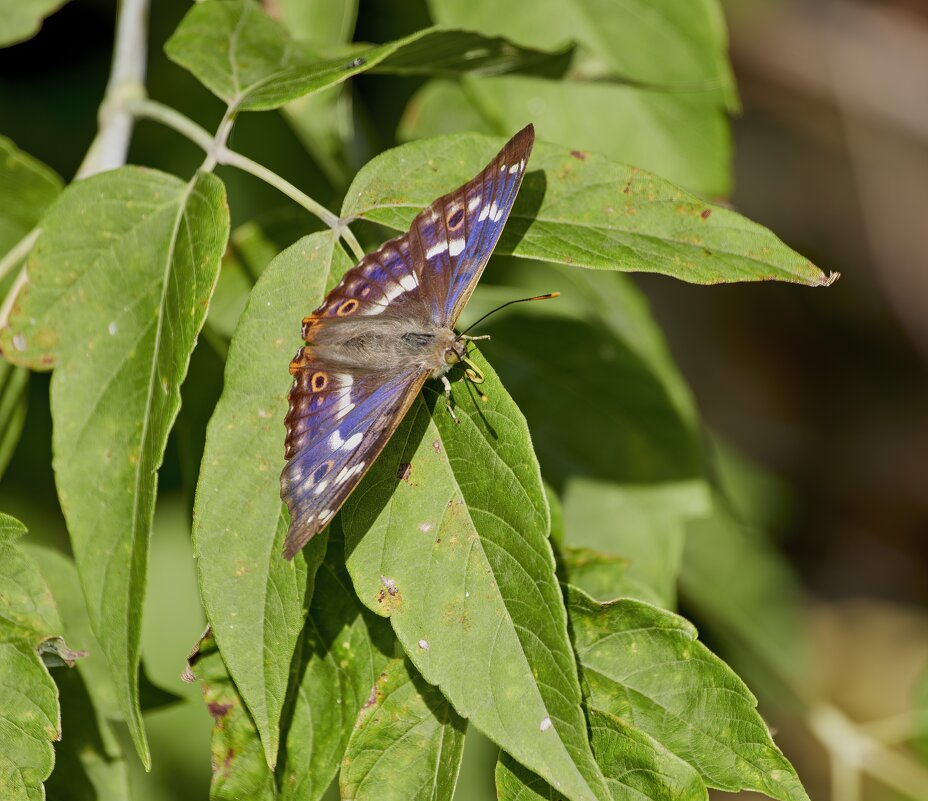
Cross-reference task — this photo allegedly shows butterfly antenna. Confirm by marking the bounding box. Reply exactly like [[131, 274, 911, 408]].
[[456, 292, 560, 339]]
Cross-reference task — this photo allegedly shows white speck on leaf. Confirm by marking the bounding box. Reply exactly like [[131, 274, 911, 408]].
[[540, 716, 552, 732], [380, 575, 398, 596], [12, 334, 26, 351], [108, 322, 117, 335], [418, 639, 429, 650], [419, 522, 433, 533]]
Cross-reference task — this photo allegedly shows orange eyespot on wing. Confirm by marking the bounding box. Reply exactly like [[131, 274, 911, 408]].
[[337, 298, 359, 316], [311, 371, 328, 392]]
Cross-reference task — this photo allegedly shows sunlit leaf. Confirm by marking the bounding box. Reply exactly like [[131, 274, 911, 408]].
[[400, 77, 730, 196], [343, 133, 836, 287], [165, 0, 571, 112], [272, 0, 357, 45], [340, 658, 466, 801], [194, 233, 348, 766], [1, 167, 230, 766], [342, 351, 611, 801], [568, 586, 810, 801], [497, 709, 706, 801], [0, 514, 80, 801]]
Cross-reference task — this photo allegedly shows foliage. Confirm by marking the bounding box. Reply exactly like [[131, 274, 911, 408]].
[[8, 2, 916, 801]]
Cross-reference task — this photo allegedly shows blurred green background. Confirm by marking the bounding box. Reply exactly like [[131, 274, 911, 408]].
[[1, 0, 926, 799]]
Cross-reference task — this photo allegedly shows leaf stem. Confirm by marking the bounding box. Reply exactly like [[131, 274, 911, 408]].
[[127, 98, 366, 262], [0, 229, 39, 285]]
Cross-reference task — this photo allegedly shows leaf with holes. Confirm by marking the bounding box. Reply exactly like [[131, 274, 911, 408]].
[[1, 167, 229, 766]]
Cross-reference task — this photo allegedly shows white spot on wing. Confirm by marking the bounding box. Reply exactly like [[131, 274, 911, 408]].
[[426, 240, 448, 260], [468, 195, 480, 212], [478, 204, 490, 222], [448, 237, 465, 257], [329, 430, 344, 450], [399, 272, 418, 291], [499, 164, 506, 172], [314, 479, 329, 496], [320, 508, 334, 522], [343, 432, 364, 451], [508, 163, 519, 174], [491, 203, 504, 222]]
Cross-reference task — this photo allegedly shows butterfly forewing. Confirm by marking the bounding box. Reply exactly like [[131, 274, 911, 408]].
[[282, 125, 535, 557], [411, 125, 534, 325]]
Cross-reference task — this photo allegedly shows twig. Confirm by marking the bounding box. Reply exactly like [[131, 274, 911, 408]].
[[77, 0, 151, 178], [0, 229, 39, 284], [128, 98, 367, 262]]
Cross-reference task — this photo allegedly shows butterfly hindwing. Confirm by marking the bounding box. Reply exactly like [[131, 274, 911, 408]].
[[282, 363, 429, 558]]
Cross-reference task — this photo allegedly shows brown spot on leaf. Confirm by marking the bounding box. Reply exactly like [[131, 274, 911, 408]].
[[432, 439, 442, 454], [570, 149, 587, 160], [701, 208, 712, 219], [208, 702, 232, 720]]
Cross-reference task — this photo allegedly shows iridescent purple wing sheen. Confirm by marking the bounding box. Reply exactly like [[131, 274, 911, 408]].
[[409, 123, 534, 326], [281, 126, 535, 557], [282, 366, 428, 558]]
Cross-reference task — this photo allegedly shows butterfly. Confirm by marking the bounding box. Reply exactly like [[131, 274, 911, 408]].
[[280, 124, 535, 559]]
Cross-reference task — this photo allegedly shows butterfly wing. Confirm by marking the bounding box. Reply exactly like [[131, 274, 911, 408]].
[[281, 125, 535, 557], [408, 123, 535, 326], [282, 363, 429, 558]]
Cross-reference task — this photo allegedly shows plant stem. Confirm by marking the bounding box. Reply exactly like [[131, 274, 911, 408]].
[[0, 229, 39, 285], [128, 98, 367, 263], [77, 0, 151, 179]]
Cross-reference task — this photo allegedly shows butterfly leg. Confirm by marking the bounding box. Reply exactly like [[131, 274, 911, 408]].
[[441, 375, 460, 424], [459, 334, 491, 342]]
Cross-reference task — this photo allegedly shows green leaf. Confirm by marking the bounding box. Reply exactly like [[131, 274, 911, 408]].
[[680, 492, 811, 702], [342, 350, 611, 801], [429, 0, 736, 104], [24, 544, 132, 800], [0, 515, 79, 801], [497, 709, 706, 801], [1, 167, 230, 766], [272, 0, 357, 45], [194, 233, 348, 767], [569, 0, 737, 107], [561, 480, 707, 608], [0, 359, 28, 480], [188, 529, 394, 801], [340, 658, 466, 801], [280, 525, 394, 801], [0, 0, 70, 48], [165, 0, 571, 112], [343, 133, 836, 287], [188, 632, 277, 801], [401, 77, 730, 196], [568, 586, 810, 801], [0, 135, 62, 256]]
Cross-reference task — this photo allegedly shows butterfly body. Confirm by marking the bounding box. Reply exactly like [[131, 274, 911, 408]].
[[282, 125, 535, 558]]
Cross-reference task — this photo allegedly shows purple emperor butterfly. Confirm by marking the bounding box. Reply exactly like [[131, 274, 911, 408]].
[[281, 125, 535, 558]]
